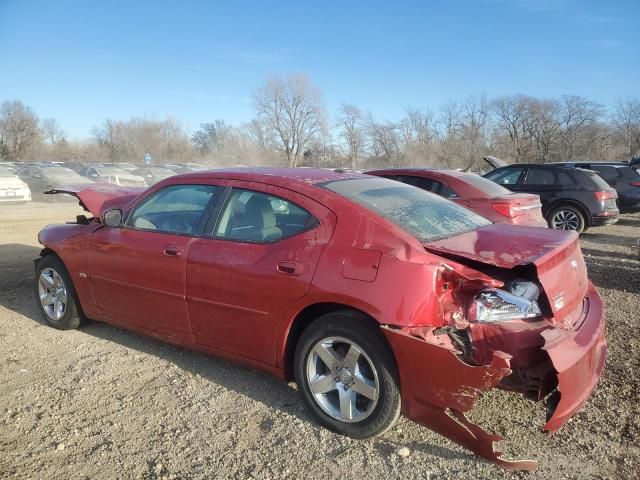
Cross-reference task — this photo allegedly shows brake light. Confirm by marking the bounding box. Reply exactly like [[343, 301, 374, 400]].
[[594, 190, 616, 201], [491, 203, 523, 218], [631, 182, 640, 187]]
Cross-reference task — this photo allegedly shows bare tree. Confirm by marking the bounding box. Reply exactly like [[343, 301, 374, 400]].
[[191, 120, 230, 156], [613, 97, 640, 157], [252, 74, 325, 167], [492, 95, 532, 163], [41, 118, 66, 150], [526, 98, 561, 162], [557, 95, 604, 161], [0, 100, 41, 161], [90, 117, 192, 163], [363, 114, 402, 167], [337, 103, 364, 169], [400, 107, 436, 166]]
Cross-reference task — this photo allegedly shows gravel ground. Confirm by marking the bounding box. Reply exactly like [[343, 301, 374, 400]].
[[0, 202, 638, 479]]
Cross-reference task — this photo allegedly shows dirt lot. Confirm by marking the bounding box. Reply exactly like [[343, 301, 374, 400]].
[[1, 201, 638, 479]]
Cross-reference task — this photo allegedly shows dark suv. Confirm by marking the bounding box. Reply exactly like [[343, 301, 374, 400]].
[[552, 162, 640, 213], [483, 164, 618, 233]]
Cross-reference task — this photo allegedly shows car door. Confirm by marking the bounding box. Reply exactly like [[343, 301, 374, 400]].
[[519, 167, 564, 210], [186, 180, 336, 365], [88, 183, 223, 340]]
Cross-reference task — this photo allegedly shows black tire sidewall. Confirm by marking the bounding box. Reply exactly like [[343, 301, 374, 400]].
[[34, 255, 82, 330], [294, 312, 401, 439]]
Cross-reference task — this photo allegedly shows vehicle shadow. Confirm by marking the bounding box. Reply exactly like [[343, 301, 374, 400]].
[[615, 217, 640, 227], [0, 243, 473, 464]]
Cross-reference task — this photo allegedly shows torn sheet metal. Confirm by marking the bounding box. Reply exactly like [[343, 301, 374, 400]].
[[382, 326, 537, 471]]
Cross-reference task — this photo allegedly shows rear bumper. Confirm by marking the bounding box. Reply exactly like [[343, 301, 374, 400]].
[[542, 281, 607, 431], [381, 281, 606, 470], [590, 212, 619, 226]]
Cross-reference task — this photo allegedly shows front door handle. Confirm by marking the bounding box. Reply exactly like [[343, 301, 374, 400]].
[[277, 261, 303, 276], [163, 245, 183, 257]]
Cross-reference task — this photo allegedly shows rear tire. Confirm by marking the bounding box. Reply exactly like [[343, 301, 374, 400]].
[[294, 312, 401, 439], [547, 205, 586, 233], [34, 255, 83, 330]]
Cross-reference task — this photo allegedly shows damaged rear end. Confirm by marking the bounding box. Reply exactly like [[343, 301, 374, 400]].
[[384, 224, 606, 470]]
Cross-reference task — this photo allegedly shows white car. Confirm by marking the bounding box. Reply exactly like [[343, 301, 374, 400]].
[[0, 167, 31, 203]]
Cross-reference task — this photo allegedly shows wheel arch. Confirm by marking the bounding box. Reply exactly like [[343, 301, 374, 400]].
[[282, 302, 391, 382]]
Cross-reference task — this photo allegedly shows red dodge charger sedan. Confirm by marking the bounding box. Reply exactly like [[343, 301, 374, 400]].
[[36, 168, 606, 470], [366, 168, 548, 227]]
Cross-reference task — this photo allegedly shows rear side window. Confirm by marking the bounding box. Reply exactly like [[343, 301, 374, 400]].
[[127, 184, 221, 235], [575, 170, 611, 190], [213, 189, 316, 243], [394, 175, 437, 192], [523, 168, 556, 185], [459, 173, 511, 196]]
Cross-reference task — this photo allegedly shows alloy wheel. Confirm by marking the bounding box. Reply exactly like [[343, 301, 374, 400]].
[[551, 210, 580, 231], [306, 336, 379, 423], [37, 268, 67, 321]]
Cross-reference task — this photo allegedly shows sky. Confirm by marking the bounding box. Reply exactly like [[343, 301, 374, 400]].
[[0, 0, 638, 139]]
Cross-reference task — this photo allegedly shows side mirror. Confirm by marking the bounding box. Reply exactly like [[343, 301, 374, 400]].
[[102, 209, 123, 227]]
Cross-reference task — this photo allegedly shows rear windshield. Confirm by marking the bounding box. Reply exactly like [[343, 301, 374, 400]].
[[459, 173, 512, 196], [320, 177, 491, 242]]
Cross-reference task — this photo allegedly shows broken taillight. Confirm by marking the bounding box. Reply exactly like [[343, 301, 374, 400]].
[[468, 288, 541, 323]]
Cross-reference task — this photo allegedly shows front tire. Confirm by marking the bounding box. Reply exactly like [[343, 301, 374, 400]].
[[547, 205, 586, 233], [294, 312, 401, 439], [34, 255, 83, 330]]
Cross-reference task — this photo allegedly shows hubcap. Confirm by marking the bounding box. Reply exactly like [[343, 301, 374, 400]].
[[306, 336, 379, 423], [38, 268, 67, 321], [551, 210, 580, 231]]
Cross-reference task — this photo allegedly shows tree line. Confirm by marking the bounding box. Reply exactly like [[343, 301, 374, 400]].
[[2, 74, 639, 169]]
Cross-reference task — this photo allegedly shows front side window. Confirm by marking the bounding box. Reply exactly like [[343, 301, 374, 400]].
[[213, 189, 316, 243], [126, 184, 220, 235], [485, 167, 524, 185], [320, 177, 490, 243]]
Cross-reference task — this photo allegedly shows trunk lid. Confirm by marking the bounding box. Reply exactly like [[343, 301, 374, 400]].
[[489, 193, 544, 223], [482, 155, 509, 171], [45, 183, 146, 217], [425, 224, 588, 321]]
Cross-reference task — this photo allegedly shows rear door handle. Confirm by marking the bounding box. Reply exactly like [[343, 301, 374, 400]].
[[163, 245, 183, 257], [277, 261, 303, 276]]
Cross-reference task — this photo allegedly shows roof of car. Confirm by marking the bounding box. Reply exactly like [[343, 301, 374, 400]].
[[552, 162, 629, 169], [176, 167, 365, 187], [365, 167, 470, 178]]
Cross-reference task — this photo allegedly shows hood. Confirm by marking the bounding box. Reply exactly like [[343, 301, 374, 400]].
[[45, 183, 147, 217], [425, 224, 588, 318], [483, 155, 509, 170], [0, 175, 27, 187]]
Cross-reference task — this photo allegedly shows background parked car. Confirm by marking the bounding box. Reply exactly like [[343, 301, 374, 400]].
[[131, 167, 176, 186], [552, 161, 640, 213], [483, 163, 618, 233], [0, 166, 31, 203], [17, 165, 90, 201], [367, 168, 547, 227], [0, 162, 19, 174], [80, 166, 146, 187]]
